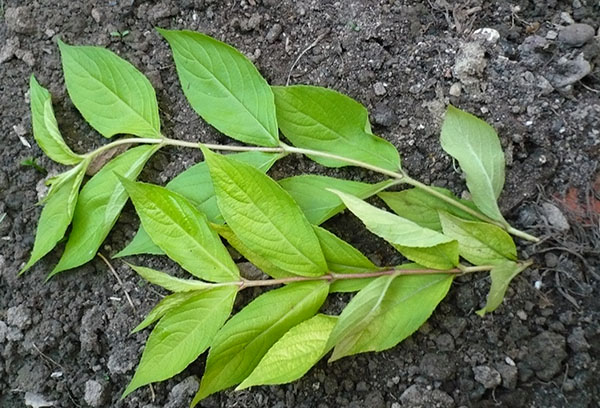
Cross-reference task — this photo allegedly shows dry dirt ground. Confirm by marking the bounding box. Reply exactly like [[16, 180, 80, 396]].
[[1, 1, 599, 407]]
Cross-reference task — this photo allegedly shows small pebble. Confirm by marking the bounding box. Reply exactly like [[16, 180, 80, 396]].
[[472, 27, 500, 44], [473, 365, 502, 389], [544, 252, 559, 268], [84, 380, 107, 407], [449, 82, 462, 97], [541, 202, 570, 231], [24, 392, 54, 408], [266, 23, 282, 43], [546, 30, 558, 40], [373, 82, 386, 96], [558, 23, 595, 47], [496, 363, 518, 389], [567, 327, 590, 352]]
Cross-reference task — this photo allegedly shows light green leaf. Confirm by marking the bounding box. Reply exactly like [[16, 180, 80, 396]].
[[439, 212, 517, 266], [158, 29, 278, 146], [203, 148, 328, 277], [167, 151, 280, 224], [273, 85, 401, 171], [58, 40, 161, 138], [477, 261, 528, 316], [279, 175, 395, 225], [193, 281, 329, 403], [20, 159, 89, 275], [123, 286, 237, 397], [379, 187, 478, 232], [213, 224, 378, 283], [120, 179, 239, 282], [331, 190, 459, 269], [132, 291, 200, 334], [50, 145, 159, 276], [114, 229, 165, 258], [440, 105, 505, 223], [29, 75, 83, 165], [128, 264, 214, 293], [327, 272, 453, 361], [238, 314, 337, 389], [211, 223, 291, 279], [313, 226, 378, 293], [114, 151, 279, 258]]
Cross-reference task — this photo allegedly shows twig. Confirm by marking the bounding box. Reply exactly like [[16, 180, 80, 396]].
[[236, 265, 494, 290], [286, 31, 329, 85], [580, 82, 600, 93], [98, 252, 136, 313], [32, 342, 65, 370]]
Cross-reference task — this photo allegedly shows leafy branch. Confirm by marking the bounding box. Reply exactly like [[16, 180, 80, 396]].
[[22, 28, 539, 406]]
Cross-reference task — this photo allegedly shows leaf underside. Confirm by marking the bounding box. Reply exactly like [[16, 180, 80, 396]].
[[440, 106, 505, 223], [29, 75, 83, 165], [332, 190, 459, 269]]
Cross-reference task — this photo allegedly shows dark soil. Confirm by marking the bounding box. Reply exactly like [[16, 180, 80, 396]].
[[1, 1, 599, 407]]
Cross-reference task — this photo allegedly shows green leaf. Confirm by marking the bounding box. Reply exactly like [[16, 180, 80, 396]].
[[114, 229, 165, 258], [129, 264, 214, 292], [193, 281, 329, 403], [120, 179, 239, 282], [114, 151, 279, 258], [238, 314, 337, 389], [58, 40, 161, 138], [203, 148, 328, 277], [477, 261, 528, 316], [379, 187, 478, 232], [211, 223, 291, 279], [132, 291, 200, 334], [440, 105, 505, 223], [273, 85, 401, 171], [50, 145, 159, 276], [158, 29, 278, 147], [123, 286, 237, 397], [167, 151, 280, 224], [439, 212, 517, 266], [331, 190, 459, 269], [327, 272, 453, 361], [279, 175, 395, 225], [313, 226, 378, 293], [29, 75, 83, 165], [20, 159, 89, 275]]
